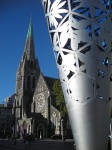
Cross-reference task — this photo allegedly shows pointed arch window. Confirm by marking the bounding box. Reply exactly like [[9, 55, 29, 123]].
[[27, 75, 31, 88], [32, 76, 36, 89], [34, 61, 36, 67], [30, 61, 33, 67]]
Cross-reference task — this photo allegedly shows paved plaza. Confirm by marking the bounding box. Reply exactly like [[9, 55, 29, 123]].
[[0, 139, 75, 150], [0, 139, 111, 150]]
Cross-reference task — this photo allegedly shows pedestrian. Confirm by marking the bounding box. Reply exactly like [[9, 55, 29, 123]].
[[29, 135, 31, 147], [25, 134, 29, 150], [14, 138, 17, 145]]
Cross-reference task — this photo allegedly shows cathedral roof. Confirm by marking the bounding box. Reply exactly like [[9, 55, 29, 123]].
[[27, 112, 45, 119], [44, 76, 59, 91]]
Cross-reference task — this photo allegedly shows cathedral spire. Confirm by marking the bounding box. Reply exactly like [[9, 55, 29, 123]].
[[22, 18, 35, 60], [27, 18, 33, 38], [16, 18, 41, 114]]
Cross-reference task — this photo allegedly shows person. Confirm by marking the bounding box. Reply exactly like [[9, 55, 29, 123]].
[[25, 134, 29, 149], [14, 138, 17, 145], [28, 134, 31, 147]]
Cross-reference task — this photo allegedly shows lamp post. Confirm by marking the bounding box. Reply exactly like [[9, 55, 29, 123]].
[[13, 105, 16, 140], [61, 119, 64, 141]]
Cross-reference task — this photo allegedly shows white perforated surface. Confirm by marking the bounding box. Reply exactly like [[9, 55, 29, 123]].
[[42, 1, 112, 150]]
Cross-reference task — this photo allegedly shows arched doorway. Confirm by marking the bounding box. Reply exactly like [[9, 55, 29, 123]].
[[23, 121, 27, 134], [37, 124, 45, 138]]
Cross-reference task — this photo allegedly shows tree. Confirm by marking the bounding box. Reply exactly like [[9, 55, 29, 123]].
[[51, 80, 67, 117]]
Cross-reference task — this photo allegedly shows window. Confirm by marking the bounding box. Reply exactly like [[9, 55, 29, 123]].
[[27, 75, 31, 88], [30, 61, 33, 67], [32, 76, 36, 89]]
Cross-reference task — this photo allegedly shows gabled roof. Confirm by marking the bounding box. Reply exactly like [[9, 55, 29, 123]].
[[44, 76, 59, 91]]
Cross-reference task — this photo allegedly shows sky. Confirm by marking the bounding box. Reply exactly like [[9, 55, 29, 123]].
[[0, 0, 58, 103]]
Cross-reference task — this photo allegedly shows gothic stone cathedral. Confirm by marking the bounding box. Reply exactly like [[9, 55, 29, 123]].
[[15, 19, 71, 138]]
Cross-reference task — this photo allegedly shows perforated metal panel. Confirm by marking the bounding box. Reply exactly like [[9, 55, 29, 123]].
[[41, 1, 112, 150]]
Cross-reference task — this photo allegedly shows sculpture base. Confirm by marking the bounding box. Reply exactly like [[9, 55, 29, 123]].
[[68, 100, 111, 150]]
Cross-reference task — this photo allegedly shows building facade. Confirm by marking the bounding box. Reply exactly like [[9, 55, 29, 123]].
[[14, 19, 71, 139], [0, 102, 13, 138]]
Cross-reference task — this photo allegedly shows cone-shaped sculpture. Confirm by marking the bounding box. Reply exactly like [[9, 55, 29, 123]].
[[41, 0, 112, 150]]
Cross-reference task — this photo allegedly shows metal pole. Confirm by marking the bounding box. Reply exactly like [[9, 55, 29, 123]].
[[110, 119, 112, 150], [14, 106, 17, 145], [61, 119, 64, 141], [14, 106, 15, 139]]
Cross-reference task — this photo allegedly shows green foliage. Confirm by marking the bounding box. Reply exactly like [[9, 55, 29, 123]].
[[51, 80, 67, 117]]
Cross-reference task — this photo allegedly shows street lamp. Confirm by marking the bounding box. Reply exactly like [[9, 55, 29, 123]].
[[61, 119, 64, 141], [13, 105, 17, 145]]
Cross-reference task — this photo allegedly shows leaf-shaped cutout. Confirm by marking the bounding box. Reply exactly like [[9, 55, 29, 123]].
[[49, 0, 67, 27], [59, 20, 69, 32], [49, 15, 58, 28], [60, 30, 69, 48], [53, 33, 59, 50], [53, 11, 63, 19]]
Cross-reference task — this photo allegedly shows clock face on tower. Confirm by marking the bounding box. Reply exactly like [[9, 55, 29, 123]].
[[37, 93, 45, 112]]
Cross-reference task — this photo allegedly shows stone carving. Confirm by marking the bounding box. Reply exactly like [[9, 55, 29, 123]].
[[36, 93, 45, 112]]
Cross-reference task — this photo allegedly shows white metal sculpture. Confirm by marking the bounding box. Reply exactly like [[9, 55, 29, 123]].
[[41, 0, 112, 150]]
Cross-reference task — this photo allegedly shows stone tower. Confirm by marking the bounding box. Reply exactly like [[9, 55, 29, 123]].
[[16, 19, 40, 119], [14, 19, 67, 138]]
